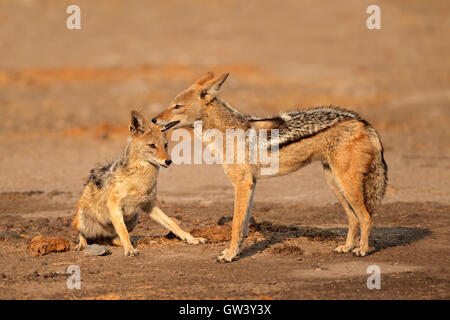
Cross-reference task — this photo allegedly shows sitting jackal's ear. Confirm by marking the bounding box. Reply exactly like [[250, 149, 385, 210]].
[[130, 110, 150, 136], [200, 73, 229, 98], [191, 72, 215, 87]]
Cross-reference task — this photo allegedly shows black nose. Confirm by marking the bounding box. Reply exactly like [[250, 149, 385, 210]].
[[152, 118, 157, 123], [165, 160, 172, 165]]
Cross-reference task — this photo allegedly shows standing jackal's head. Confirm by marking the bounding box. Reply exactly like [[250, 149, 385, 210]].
[[152, 72, 229, 131], [129, 110, 172, 168]]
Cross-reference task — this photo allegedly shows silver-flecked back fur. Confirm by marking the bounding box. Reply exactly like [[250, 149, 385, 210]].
[[249, 106, 367, 147]]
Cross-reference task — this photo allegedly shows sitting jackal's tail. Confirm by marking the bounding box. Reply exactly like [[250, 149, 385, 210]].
[[363, 127, 388, 214]]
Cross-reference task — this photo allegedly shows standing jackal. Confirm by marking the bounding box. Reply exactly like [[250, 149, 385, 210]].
[[72, 110, 205, 256], [153, 72, 388, 262]]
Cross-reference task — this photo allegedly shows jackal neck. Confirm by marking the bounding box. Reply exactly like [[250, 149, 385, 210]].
[[201, 97, 249, 132]]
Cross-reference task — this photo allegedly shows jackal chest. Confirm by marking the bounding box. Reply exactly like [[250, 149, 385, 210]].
[[117, 180, 157, 216]]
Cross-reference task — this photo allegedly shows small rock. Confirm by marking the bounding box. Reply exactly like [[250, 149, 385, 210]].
[[199, 200, 213, 207], [84, 244, 111, 256]]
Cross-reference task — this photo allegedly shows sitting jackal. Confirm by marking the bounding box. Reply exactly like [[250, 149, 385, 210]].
[[72, 110, 205, 256]]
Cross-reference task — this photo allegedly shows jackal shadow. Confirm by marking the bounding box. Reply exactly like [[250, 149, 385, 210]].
[[240, 224, 431, 258], [239, 202, 441, 258]]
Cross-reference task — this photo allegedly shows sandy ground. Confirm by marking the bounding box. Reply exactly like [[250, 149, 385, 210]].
[[0, 0, 449, 299]]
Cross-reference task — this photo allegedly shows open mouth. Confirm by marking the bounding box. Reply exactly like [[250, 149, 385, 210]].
[[147, 161, 171, 168], [161, 121, 180, 132]]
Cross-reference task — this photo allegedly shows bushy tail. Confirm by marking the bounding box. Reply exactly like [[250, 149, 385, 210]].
[[363, 130, 388, 214]]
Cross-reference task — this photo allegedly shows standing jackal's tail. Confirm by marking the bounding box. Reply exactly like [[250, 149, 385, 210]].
[[363, 128, 388, 214]]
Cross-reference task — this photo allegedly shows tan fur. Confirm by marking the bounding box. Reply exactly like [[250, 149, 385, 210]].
[[73, 110, 205, 256], [153, 73, 387, 262]]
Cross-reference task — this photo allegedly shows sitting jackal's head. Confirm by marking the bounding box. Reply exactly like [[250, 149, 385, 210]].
[[152, 72, 229, 131], [129, 110, 172, 168]]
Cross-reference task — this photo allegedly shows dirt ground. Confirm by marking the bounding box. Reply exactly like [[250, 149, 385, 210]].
[[0, 0, 449, 299]]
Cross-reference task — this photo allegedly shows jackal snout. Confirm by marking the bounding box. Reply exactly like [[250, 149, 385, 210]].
[[130, 110, 171, 168], [152, 72, 229, 132]]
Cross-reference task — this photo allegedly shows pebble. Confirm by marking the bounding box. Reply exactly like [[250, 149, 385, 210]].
[[84, 244, 111, 256]]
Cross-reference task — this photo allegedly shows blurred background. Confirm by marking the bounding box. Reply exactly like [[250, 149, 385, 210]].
[[0, 0, 449, 205]]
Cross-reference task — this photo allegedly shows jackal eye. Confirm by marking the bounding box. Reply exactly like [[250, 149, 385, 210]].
[[148, 144, 156, 149], [164, 143, 168, 149], [173, 104, 181, 109]]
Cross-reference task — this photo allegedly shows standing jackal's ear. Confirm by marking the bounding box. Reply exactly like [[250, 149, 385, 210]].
[[191, 72, 215, 88], [130, 110, 150, 136], [200, 73, 229, 98]]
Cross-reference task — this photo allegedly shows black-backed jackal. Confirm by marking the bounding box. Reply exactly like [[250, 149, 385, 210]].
[[153, 72, 388, 262], [72, 110, 205, 256]]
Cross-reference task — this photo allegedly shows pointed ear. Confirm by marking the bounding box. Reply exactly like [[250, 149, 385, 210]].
[[201, 73, 229, 98], [129, 110, 150, 136], [190, 72, 215, 88]]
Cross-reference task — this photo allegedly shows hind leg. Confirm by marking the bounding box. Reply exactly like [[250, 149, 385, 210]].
[[74, 233, 87, 251], [332, 166, 372, 256], [73, 207, 88, 251], [323, 165, 359, 253], [111, 236, 123, 246], [329, 126, 375, 256]]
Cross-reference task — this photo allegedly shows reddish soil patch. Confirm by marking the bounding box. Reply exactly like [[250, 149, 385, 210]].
[[28, 236, 71, 256]]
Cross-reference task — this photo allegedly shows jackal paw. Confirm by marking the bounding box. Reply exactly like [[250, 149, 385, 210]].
[[125, 248, 140, 257], [216, 248, 239, 263], [74, 242, 86, 251], [352, 247, 373, 257], [334, 244, 354, 253], [185, 236, 207, 245]]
